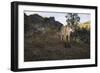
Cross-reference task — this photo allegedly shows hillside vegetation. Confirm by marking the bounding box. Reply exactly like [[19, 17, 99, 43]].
[[24, 14, 90, 62]]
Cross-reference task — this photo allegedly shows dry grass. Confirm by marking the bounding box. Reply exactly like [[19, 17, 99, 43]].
[[24, 31, 90, 62]]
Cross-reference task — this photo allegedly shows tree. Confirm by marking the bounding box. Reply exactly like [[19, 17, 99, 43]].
[[65, 13, 80, 29], [65, 13, 80, 41]]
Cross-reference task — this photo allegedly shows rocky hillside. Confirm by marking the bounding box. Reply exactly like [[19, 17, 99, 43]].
[[24, 13, 63, 35], [78, 21, 90, 30]]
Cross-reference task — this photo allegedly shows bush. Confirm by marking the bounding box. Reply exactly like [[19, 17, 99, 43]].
[[73, 28, 90, 44]]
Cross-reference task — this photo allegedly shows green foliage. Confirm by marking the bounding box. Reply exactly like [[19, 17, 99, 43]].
[[65, 13, 90, 45], [74, 27, 90, 44], [66, 13, 80, 27]]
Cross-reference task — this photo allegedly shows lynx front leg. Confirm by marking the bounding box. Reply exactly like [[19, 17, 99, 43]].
[[68, 35, 70, 43]]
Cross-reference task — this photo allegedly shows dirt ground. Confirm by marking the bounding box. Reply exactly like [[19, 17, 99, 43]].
[[24, 32, 90, 62]]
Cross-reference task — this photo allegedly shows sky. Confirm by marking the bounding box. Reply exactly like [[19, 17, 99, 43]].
[[25, 11, 91, 25]]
